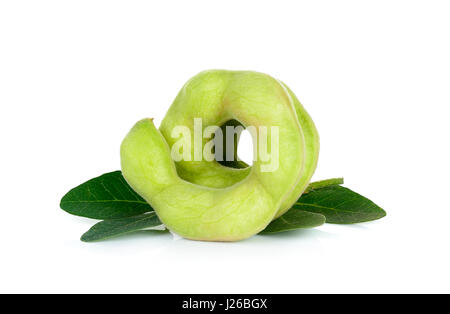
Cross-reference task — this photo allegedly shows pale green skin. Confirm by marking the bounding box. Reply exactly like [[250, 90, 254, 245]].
[[121, 70, 319, 241]]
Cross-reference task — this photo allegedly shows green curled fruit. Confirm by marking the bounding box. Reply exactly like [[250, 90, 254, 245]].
[[121, 70, 319, 241]]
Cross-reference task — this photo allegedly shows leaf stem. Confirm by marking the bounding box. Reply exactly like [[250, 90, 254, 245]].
[[304, 177, 344, 194]]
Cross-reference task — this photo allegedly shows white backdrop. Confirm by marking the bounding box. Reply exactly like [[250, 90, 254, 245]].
[[1, 1, 449, 293]]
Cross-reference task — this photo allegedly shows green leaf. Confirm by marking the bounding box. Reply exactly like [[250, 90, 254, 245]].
[[62, 168, 383, 240], [217, 119, 250, 169], [60, 171, 153, 219], [260, 210, 326, 234], [304, 177, 344, 193], [81, 212, 164, 242], [294, 185, 386, 224]]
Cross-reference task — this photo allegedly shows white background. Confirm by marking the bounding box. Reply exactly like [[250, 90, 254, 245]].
[[1, 1, 449, 294]]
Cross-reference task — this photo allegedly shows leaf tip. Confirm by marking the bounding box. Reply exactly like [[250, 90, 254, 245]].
[[80, 233, 95, 243], [378, 208, 387, 219]]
